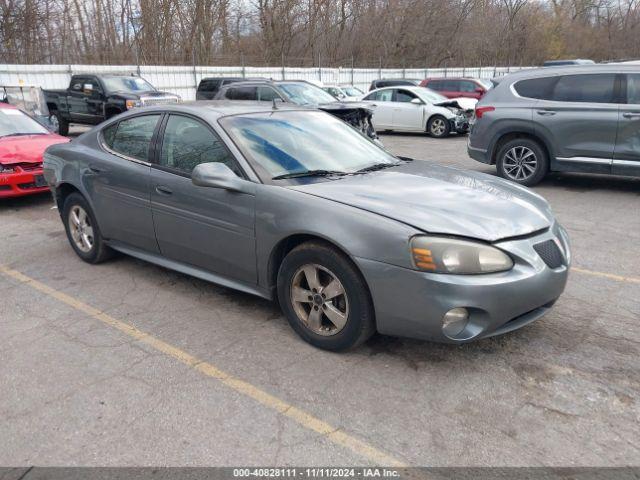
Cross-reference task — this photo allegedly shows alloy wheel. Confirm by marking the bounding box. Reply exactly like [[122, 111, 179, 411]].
[[503, 146, 538, 181], [68, 205, 94, 253], [430, 118, 447, 136], [290, 263, 349, 336]]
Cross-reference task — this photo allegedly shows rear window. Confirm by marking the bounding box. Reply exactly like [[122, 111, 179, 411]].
[[225, 86, 257, 100], [552, 74, 616, 103], [198, 79, 221, 92]]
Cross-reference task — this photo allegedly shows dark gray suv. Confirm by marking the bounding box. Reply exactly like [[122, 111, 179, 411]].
[[468, 65, 640, 186]]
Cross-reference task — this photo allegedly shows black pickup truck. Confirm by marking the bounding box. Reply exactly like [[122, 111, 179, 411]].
[[44, 74, 181, 135]]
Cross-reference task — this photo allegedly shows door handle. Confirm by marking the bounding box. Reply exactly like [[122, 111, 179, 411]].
[[622, 112, 640, 118], [88, 165, 106, 174], [155, 185, 173, 195], [536, 110, 556, 116]]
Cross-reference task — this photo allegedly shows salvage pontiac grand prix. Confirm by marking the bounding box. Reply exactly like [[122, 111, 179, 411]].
[[43, 102, 570, 351]]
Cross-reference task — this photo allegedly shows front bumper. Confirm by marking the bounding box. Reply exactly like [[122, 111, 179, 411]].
[[354, 226, 570, 343], [450, 116, 469, 133], [0, 167, 49, 198]]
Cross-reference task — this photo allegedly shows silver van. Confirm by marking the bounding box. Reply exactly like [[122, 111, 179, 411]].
[[467, 65, 640, 186]]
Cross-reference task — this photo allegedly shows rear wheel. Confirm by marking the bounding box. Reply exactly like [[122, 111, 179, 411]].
[[62, 193, 112, 264], [277, 242, 375, 351], [427, 115, 450, 138], [496, 138, 549, 186]]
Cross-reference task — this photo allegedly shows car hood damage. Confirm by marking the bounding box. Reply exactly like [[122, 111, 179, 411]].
[[434, 97, 476, 117], [317, 102, 378, 141], [0, 134, 68, 165], [290, 161, 553, 242]]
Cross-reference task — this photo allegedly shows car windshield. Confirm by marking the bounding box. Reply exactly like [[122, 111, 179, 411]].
[[220, 111, 399, 178], [102, 76, 156, 93], [278, 83, 338, 105], [414, 88, 448, 103], [342, 86, 363, 96], [0, 108, 49, 137]]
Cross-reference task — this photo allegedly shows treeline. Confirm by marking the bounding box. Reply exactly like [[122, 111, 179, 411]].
[[2, 0, 640, 67]]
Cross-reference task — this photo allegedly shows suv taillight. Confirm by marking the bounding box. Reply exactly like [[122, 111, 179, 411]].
[[475, 106, 495, 119]]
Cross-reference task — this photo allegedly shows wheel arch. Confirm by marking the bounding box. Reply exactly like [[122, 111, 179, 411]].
[[490, 131, 553, 166]]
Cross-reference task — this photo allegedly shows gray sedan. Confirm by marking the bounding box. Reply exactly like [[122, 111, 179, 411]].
[[43, 102, 571, 351]]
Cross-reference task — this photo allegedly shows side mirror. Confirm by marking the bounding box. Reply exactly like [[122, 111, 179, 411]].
[[410, 97, 423, 105], [192, 162, 254, 194]]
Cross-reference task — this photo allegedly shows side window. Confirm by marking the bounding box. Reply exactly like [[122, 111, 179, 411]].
[[460, 81, 478, 92], [159, 115, 240, 175], [107, 114, 160, 161], [552, 74, 616, 103], [375, 89, 393, 101], [225, 86, 257, 100], [428, 81, 443, 91], [627, 74, 640, 104], [71, 78, 85, 91], [199, 79, 220, 92], [513, 77, 558, 99], [102, 123, 118, 148], [257, 87, 280, 102], [395, 89, 417, 102]]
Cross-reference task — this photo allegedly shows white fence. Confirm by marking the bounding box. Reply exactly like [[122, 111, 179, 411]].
[[0, 64, 532, 101]]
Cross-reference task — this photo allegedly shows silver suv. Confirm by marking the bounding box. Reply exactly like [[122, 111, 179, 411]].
[[468, 65, 640, 186]]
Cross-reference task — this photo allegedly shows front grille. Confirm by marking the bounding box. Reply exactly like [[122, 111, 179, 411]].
[[18, 182, 38, 190], [141, 96, 179, 106], [534, 239, 565, 269]]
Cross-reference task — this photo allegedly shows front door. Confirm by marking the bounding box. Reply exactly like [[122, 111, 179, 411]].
[[85, 113, 161, 253], [150, 114, 257, 284], [391, 89, 424, 130], [533, 73, 619, 174], [613, 74, 640, 177], [362, 89, 393, 130]]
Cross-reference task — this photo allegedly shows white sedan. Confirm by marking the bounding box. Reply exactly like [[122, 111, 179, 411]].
[[361, 86, 477, 138]]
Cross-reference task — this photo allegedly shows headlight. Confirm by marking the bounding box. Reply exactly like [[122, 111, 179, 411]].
[[411, 236, 513, 274], [125, 99, 142, 109]]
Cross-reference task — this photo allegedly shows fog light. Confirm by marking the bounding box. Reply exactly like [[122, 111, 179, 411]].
[[442, 307, 469, 338]]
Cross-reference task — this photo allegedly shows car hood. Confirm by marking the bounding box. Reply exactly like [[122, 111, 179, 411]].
[[434, 97, 477, 111], [0, 134, 69, 165], [290, 161, 553, 242]]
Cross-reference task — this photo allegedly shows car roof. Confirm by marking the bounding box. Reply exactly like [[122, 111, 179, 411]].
[[494, 64, 640, 83], [368, 85, 426, 93], [113, 101, 314, 120]]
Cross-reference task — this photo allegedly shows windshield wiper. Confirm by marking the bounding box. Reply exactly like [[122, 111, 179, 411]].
[[356, 162, 402, 173], [272, 169, 349, 180]]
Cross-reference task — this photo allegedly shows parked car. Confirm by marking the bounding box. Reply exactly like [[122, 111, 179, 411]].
[[543, 59, 595, 67], [340, 85, 365, 99], [369, 79, 421, 91], [214, 80, 379, 143], [468, 64, 640, 186], [196, 77, 265, 100], [361, 86, 476, 137], [0, 103, 68, 198], [322, 85, 361, 101], [43, 103, 570, 351], [419, 77, 492, 100], [1, 85, 57, 131], [44, 74, 181, 136]]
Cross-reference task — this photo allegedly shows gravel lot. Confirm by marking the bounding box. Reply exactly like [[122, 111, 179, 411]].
[[1, 129, 639, 467]]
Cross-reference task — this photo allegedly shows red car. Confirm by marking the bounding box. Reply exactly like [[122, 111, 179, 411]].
[[419, 77, 492, 100], [0, 103, 68, 198]]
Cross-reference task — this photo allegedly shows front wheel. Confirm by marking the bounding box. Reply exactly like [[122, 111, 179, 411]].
[[50, 111, 69, 136], [277, 242, 375, 351], [62, 193, 113, 264], [427, 115, 451, 138], [496, 138, 549, 186]]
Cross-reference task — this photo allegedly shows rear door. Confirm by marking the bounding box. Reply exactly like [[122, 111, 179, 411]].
[[532, 73, 619, 174], [361, 89, 394, 129], [149, 113, 257, 283], [88, 113, 161, 252], [613, 74, 640, 177]]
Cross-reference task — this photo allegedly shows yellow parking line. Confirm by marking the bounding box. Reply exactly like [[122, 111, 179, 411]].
[[0, 264, 406, 467], [573, 267, 640, 285]]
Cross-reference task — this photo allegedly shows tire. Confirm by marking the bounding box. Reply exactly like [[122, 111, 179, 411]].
[[50, 110, 69, 136], [427, 115, 451, 138], [62, 192, 112, 264], [496, 137, 549, 187], [277, 241, 375, 351]]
